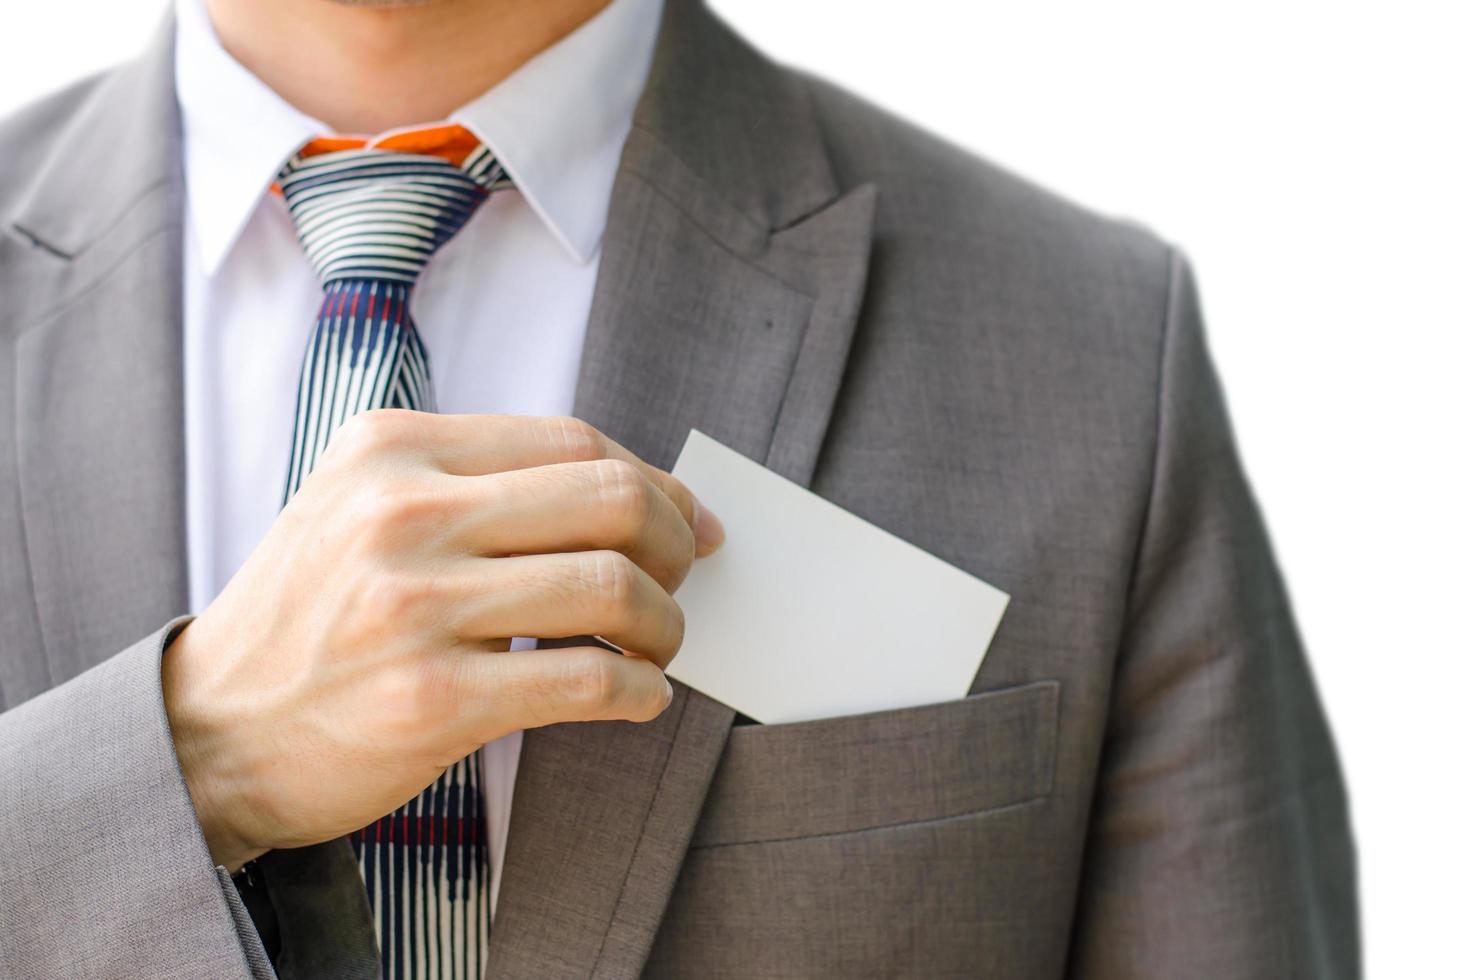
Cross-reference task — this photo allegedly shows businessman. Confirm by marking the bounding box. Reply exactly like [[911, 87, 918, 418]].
[[0, 0, 1359, 976]]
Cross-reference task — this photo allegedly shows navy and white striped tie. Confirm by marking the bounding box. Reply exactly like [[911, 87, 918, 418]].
[[277, 132, 511, 980]]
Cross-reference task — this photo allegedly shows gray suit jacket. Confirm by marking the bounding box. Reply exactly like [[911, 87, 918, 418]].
[[0, 1, 1358, 977]]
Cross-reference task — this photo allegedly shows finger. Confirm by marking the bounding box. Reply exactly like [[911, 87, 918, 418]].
[[597, 445, 724, 559], [453, 459, 695, 592], [453, 645, 674, 738], [450, 550, 685, 667], [424, 415, 724, 557]]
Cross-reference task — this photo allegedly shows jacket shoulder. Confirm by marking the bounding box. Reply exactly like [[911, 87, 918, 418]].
[[800, 71, 1175, 334]]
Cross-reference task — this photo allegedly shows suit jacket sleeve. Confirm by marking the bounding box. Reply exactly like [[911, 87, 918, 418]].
[[0, 620, 274, 979], [1066, 248, 1361, 977]]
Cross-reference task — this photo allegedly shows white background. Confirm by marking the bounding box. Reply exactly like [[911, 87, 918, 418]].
[[3, 1, 1476, 974]]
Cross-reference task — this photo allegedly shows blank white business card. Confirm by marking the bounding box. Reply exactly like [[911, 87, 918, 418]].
[[669, 430, 1010, 725]]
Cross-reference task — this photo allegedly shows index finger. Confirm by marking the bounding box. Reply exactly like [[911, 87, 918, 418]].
[[603, 441, 726, 559], [425, 414, 724, 556]]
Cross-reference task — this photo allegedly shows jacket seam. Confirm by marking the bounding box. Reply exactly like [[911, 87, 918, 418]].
[[1054, 241, 1180, 972], [690, 794, 1052, 851], [1113, 243, 1180, 671], [8, 331, 49, 692], [14, 220, 181, 340], [588, 687, 699, 978]]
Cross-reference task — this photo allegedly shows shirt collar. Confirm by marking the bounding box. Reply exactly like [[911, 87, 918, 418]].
[[174, 0, 662, 276]]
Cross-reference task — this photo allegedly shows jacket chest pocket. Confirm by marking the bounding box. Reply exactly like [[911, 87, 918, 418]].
[[690, 679, 1060, 847]]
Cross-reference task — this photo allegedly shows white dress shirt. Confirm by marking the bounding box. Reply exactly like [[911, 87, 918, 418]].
[[173, 0, 663, 912]]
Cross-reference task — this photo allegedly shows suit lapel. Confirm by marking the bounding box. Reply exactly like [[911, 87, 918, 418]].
[[7, 17, 190, 686], [486, 3, 876, 977]]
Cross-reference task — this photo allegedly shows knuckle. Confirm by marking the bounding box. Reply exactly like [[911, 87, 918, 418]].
[[356, 483, 445, 547], [363, 568, 444, 625], [548, 416, 605, 462], [583, 550, 640, 624], [373, 662, 447, 733], [590, 459, 650, 535], [331, 408, 421, 459], [654, 472, 693, 519], [564, 651, 621, 713]]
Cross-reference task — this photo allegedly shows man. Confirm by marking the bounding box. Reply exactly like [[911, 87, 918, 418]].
[[0, 0, 1358, 976]]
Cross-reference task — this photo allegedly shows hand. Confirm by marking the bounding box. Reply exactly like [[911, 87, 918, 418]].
[[161, 412, 723, 871]]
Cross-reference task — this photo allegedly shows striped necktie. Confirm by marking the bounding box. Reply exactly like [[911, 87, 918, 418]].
[[276, 126, 511, 980]]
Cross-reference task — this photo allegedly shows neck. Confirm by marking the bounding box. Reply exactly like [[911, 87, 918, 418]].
[[204, 0, 613, 134]]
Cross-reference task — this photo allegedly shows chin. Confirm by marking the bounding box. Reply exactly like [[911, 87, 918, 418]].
[[323, 0, 443, 8]]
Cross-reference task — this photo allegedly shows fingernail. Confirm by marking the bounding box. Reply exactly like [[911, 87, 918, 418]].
[[663, 676, 674, 706], [693, 498, 726, 556]]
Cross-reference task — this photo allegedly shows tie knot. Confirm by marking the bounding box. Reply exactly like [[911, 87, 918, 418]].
[[277, 133, 509, 287]]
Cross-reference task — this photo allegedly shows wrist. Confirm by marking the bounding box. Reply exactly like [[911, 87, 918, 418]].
[[161, 620, 268, 872]]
